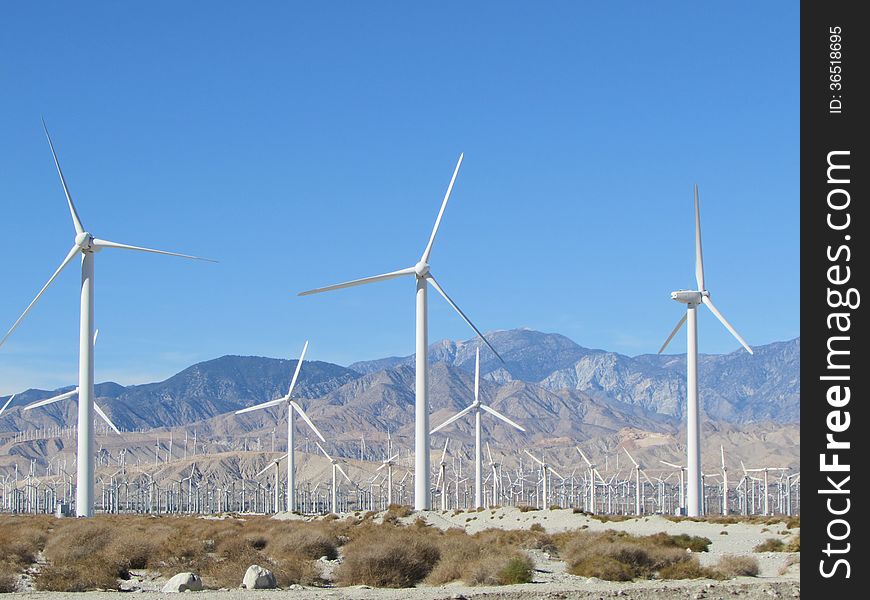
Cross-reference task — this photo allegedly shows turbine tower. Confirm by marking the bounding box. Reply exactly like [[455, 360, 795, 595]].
[[658, 185, 752, 517], [430, 348, 525, 508], [299, 154, 502, 510], [0, 122, 214, 517], [235, 341, 325, 512]]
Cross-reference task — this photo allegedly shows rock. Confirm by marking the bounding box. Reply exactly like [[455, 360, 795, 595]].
[[162, 573, 203, 593], [241, 565, 276, 590]]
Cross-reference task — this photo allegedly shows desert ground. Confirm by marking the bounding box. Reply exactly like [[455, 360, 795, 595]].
[[1, 506, 799, 599]]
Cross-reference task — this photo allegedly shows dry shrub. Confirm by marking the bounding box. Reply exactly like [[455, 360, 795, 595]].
[[426, 533, 482, 584], [560, 530, 692, 581], [658, 556, 722, 580], [517, 505, 538, 512], [785, 533, 800, 552], [336, 527, 439, 587], [272, 526, 338, 560], [716, 554, 759, 577], [785, 516, 800, 529], [0, 563, 18, 594], [754, 538, 786, 552], [0, 518, 50, 567], [108, 533, 158, 570], [465, 552, 533, 585], [645, 532, 711, 553], [35, 562, 121, 592], [572, 556, 635, 581]]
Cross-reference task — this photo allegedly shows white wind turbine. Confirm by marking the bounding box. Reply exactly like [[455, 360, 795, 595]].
[[660, 460, 687, 515], [0, 123, 214, 516], [524, 450, 563, 509], [255, 454, 287, 514], [21, 330, 122, 435], [315, 442, 352, 514], [299, 154, 503, 510], [0, 395, 16, 420], [376, 451, 400, 506], [577, 448, 604, 514], [622, 448, 653, 516], [431, 348, 525, 508], [658, 185, 753, 517], [434, 438, 450, 511], [235, 341, 325, 513], [720, 446, 729, 515]]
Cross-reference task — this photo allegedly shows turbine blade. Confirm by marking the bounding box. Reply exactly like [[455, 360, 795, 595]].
[[235, 397, 285, 415], [289, 400, 326, 443], [93, 329, 99, 346], [1, 245, 80, 349], [440, 438, 449, 463], [23, 389, 78, 411], [694, 184, 705, 291], [336, 463, 352, 483], [425, 274, 503, 362], [315, 441, 333, 462], [94, 403, 121, 435], [42, 120, 84, 235], [701, 296, 753, 354], [287, 341, 309, 397], [622, 447, 638, 467], [721, 445, 725, 469], [91, 239, 216, 262], [575, 447, 593, 468], [0, 394, 17, 419], [658, 313, 688, 354], [421, 153, 464, 263], [523, 449, 545, 467], [430, 404, 475, 434], [549, 466, 565, 481], [298, 266, 416, 296], [480, 404, 526, 432], [474, 347, 480, 403], [486, 441, 493, 465], [660, 460, 682, 469]]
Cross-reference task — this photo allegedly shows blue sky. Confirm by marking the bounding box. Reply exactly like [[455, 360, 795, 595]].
[[0, 2, 799, 394]]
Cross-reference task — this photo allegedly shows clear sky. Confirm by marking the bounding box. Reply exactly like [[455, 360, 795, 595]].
[[0, 2, 799, 394]]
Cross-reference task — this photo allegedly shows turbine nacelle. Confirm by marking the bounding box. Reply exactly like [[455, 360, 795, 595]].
[[414, 261, 430, 277], [75, 232, 95, 252], [669, 290, 707, 305]]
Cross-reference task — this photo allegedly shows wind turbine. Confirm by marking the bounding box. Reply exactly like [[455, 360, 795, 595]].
[[431, 348, 524, 508], [658, 185, 753, 517], [235, 341, 325, 512], [0, 395, 16, 420], [255, 454, 287, 514], [622, 448, 653, 516], [434, 438, 450, 511], [0, 122, 214, 517], [298, 154, 503, 510], [315, 442, 351, 514], [660, 460, 687, 515], [577, 448, 604, 514], [21, 330, 122, 435], [377, 451, 400, 506], [524, 450, 563, 508], [720, 446, 729, 515]]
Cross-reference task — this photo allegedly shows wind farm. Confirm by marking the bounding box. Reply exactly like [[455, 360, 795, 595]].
[[0, 2, 799, 597]]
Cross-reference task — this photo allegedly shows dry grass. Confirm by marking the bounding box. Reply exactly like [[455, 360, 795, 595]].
[[558, 530, 702, 581], [335, 526, 440, 587], [754, 537, 786, 552], [658, 557, 723, 580], [0, 563, 19, 594], [716, 554, 759, 577]]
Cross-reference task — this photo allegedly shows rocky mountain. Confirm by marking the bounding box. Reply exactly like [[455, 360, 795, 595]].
[[351, 331, 800, 424], [0, 330, 800, 440]]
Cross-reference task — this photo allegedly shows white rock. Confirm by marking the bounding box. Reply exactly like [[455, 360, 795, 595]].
[[242, 565, 276, 590], [162, 573, 203, 593]]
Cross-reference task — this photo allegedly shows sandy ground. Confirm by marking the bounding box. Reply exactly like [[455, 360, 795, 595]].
[[12, 507, 800, 599]]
